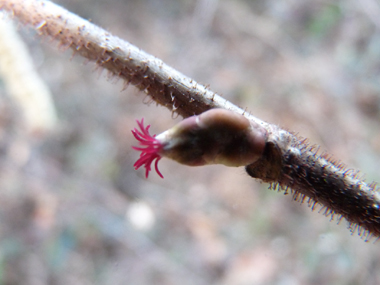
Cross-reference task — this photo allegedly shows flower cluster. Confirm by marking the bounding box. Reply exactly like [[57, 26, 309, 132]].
[[131, 119, 163, 178]]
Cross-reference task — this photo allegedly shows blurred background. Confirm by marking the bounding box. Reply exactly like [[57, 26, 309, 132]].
[[1, 0, 380, 284]]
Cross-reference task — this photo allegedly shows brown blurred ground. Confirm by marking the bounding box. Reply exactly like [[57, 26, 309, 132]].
[[1, 0, 380, 284]]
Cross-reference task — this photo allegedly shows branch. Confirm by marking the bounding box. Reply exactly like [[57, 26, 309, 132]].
[[0, 11, 56, 133], [2, 0, 380, 240], [0, 0, 254, 120]]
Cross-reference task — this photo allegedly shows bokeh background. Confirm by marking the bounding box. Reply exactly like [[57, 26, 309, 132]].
[[1, 0, 380, 284]]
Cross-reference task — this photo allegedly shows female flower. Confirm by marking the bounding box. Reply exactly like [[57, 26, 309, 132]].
[[132, 109, 267, 178]]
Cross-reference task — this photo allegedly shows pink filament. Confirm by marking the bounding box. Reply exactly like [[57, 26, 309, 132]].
[[131, 118, 163, 178]]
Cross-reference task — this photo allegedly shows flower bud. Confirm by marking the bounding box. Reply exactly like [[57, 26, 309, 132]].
[[132, 109, 267, 178]]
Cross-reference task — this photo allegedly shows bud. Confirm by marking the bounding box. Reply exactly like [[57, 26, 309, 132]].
[[132, 109, 267, 178]]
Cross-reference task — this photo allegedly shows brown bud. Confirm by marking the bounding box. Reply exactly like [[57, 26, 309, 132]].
[[156, 109, 267, 167]]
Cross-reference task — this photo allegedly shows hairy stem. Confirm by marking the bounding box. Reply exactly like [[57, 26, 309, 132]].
[[246, 129, 380, 239], [2, 0, 380, 240], [0, 0, 257, 120]]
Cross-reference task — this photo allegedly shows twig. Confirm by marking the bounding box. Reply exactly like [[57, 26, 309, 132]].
[[0, 11, 56, 134], [2, 0, 380, 240], [0, 0, 253, 120]]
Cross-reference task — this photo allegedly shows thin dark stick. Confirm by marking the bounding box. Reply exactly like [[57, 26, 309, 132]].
[[2, 0, 380, 240]]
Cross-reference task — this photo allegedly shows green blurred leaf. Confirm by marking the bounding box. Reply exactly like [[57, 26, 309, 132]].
[[308, 4, 341, 37]]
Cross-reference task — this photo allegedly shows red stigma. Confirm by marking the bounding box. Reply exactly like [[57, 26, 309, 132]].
[[131, 118, 164, 178]]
